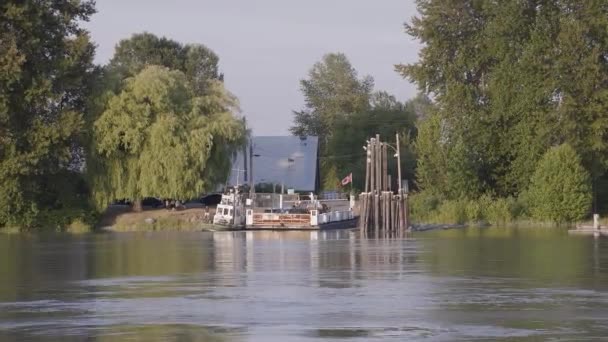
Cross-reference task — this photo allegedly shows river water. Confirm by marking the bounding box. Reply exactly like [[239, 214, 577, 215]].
[[1, 228, 607, 341]]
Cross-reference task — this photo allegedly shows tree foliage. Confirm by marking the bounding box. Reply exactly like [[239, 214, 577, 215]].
[[291, 53, 375, 190], [86, 33, 245, 211], [90, 66, 245, 209], [0, 0, 96, 227], [290, 53, 373, 140], [328, 92, 418, 191], [527, 144, 592, 223], [413, 112, 446, 195], [106, 32, 221, 95], [414, 111, 480, 199], [400, 0, 608, 202]]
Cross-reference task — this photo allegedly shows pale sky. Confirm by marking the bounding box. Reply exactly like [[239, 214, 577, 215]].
[[84, 0, 421, 135]]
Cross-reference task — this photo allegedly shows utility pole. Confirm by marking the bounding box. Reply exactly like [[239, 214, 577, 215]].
[[396, 133, 402, 193], [233, 168, 245, 188], [249, 140, 254, 196], [243, 141, 248, 183]]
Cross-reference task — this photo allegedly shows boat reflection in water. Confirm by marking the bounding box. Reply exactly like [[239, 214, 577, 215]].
[[212, 229, 420, 288]]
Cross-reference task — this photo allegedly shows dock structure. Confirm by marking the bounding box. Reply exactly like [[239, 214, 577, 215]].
[[569, 214, 607, 237], [359, 134, 409, 237]]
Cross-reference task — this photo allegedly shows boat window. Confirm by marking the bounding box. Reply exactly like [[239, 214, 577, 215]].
[[229, 209, 233, 216], [223, 208, 229, 215]]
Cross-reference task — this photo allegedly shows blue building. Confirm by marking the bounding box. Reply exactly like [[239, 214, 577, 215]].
[[226, 136, 319, 192]]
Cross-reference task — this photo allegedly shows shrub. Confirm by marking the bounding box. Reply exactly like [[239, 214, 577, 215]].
[[484, 197, 512, 225], [436, 199, 468, 224], [527, 144, 592, 223], [465, 199, 483, 222], [508, 196, 528, 219], [34, 207, 98, 232], [410, 191, 442, 222]]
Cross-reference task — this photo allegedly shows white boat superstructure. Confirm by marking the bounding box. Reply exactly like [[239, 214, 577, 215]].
[[213, 189, 246, 228]]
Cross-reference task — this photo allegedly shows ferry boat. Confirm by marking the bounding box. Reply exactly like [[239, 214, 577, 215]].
[[213, 191, 357, 230]]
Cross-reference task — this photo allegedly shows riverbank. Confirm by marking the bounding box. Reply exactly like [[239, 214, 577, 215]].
[[97, 205, 224, 232], [0, 207, 581, 234], [410, 219, 575, 232]]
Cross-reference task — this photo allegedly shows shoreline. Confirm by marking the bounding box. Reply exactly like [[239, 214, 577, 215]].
[[97, 205, 226, 232], [0, 209, 583, 233]]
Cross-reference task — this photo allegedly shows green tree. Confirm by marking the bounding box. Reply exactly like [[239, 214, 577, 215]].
[[445, 138, 482, 199], [399, 1, 608, 201], [527, 144, 592, 223], [105, 32, 221, 94], [291, 53, 374, 190], [0, 0, 96, 228], [413, 112, 447, 196], [87, 33, 221, 126], [290, 53, 373, 139], [90, 66, 245, 210], [414, 112, 480, 199]]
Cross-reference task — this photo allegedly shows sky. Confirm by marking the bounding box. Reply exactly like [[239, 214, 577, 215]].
[[84, 0, 421, 136]]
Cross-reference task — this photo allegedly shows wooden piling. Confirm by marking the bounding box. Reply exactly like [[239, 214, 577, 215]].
[[358, 135, 409, 237]]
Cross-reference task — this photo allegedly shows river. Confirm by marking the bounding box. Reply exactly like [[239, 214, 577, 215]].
[[1, 228, 607, 341]]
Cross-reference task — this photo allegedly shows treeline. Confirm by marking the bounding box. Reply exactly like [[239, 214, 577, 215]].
[[293, 1, 608, 224], [3, 1, 607, 229], [0, 1, 246, 229]]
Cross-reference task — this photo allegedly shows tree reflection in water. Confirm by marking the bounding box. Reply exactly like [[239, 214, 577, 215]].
[[1, 228, 608, 341]]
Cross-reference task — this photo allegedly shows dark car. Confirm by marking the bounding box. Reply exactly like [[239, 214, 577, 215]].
[[142, 197, 164, 208], [200, 193, 222, 206]]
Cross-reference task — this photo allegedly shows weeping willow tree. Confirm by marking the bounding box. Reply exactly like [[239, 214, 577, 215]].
[[89, 66, 246, 210]]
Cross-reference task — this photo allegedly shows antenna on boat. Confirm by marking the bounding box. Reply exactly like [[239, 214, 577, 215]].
[[232, 168, 246, 188]]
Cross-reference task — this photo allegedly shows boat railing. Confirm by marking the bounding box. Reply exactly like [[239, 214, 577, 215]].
[[318, 210, 354, 225]]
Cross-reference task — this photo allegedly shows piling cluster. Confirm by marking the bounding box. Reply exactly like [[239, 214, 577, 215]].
[[359, 134, 409, 237]]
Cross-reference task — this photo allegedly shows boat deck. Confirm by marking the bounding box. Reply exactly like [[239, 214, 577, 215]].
[[246, 211, 357, 230]]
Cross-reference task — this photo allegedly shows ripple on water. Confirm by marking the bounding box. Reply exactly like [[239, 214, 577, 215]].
[[1, 229, 608, 341]]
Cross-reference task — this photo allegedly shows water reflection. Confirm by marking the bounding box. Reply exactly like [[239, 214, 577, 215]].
[[418, 227, 608, 286], [0, 324, 238, 342], [0, 227, 608, 341]]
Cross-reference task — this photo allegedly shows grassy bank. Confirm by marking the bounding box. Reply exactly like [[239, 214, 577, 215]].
[[410, 193, 576, 228], [99, 206, 222, 232]]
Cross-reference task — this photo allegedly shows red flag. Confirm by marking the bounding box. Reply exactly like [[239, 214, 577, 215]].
[[341, 173, 352, 186]]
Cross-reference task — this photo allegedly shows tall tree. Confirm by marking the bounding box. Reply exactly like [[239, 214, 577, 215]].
[[87, 33, 238, 209], [90, 66, 245, 210], [399, 0, 608, 201], [413, 112, 447, 196], [291, 53, 373, 190], [105, 33, 221, 95], [0, 0, 96, 227], [291, 53, 373, 140]]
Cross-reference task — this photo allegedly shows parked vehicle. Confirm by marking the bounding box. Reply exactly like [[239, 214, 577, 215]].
[[200, 193, 222, 206], [142, 197, 164, 208]]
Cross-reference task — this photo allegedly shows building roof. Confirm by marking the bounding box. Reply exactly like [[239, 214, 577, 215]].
[[227, 136, 318, 192]]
